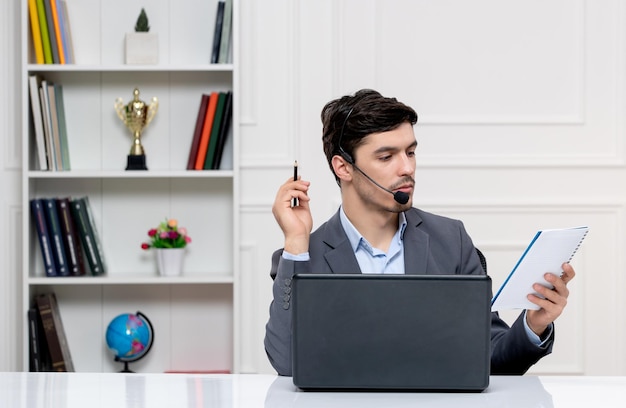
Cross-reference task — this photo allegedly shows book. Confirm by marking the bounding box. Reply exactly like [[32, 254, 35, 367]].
[[42, 198, 70, 277], [491, 226, 589, 311], [210, 1, 225, 63], [211, 91, 233, 169], [49, 0, 65, 64], [39, 81, 56, 170], [186, 94, 211, 170], [28, 307, 52, 371], [43, 0, 60, 64], [30, 199, 57, 277], [194, 92, 219, 170], [35, 293, 74, 371], [54, 83, 71, 170], [28, 75, 48, 170], [56, 197, 86, 276], [35, 0, 53, 64], [27, 0, 45, 64], [70, 197, 106, 275], [60, 0, 75, 63], [46, 83, 64, 170], [217, 0, 233, 64], [203, 92, 227, 169]]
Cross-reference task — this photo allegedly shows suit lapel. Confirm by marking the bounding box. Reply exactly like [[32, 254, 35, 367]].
[[403, 209, 430, 275], [321, 210, 361, 274]]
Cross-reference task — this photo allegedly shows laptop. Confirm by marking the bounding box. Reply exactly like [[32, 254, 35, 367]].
[[291, 274, 492, 391]]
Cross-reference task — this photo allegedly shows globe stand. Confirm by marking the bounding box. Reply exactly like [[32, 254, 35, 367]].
[[116, 358, 134, 373]]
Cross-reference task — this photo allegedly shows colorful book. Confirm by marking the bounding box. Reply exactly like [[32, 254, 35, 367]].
[[30, 199, 57, 277], [194, 92, 219, 170], [212, 91, 233, 169], [203, 92, 227, 169], [27, 0, 45, 64], [35, 293, 74, 372], [35, 0, 53, 64], [49, 0, 65, 64], [70, 197, 106, 276], [210, 1, 225, 63], [54, 84, 71, 170], [60, 0, 75, 63], [43, 0, 60, 64], [42, 198, 70, 277], [56, 197, 86, 276], [217, 0, 233, 64], [28, 75, 48, 170], [187, 94, 210, 170]]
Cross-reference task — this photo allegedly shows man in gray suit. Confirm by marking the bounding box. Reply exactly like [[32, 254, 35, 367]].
[[265, 89, 576, 376]]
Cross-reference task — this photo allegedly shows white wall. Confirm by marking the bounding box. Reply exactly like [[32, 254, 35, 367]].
[[2, 0, 625, 375], [237, 0, 626, 375]]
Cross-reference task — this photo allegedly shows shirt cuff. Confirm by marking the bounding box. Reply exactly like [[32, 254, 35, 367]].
[[282, 250, 310, 261], [523, 310, 553, 346]]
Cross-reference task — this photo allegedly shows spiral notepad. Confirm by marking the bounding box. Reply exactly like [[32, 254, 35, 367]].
[[491, 226, 589, 311]]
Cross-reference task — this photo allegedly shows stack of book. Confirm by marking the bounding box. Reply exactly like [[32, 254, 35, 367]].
[[211, 0, 233, 64], [27, 0, 75, 64], [28, 75, 70, 171], [28, 292, 74, 372], [186, 91, 233, 170], [30, 196, 107, 277]]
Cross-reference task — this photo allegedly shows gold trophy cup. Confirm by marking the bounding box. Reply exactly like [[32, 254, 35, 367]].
[[114, 88, 158, 170]]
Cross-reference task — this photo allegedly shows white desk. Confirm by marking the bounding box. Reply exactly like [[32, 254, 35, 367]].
[[1, 373, 625, 407]]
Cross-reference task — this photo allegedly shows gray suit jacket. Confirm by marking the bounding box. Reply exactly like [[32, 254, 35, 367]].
[[264, 207, 553, 376]]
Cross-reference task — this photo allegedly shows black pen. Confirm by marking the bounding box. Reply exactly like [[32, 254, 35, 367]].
[[292, 160, 298, 207]]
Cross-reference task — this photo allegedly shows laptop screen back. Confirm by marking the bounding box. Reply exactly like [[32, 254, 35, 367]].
[[291, 274, 491, 391]]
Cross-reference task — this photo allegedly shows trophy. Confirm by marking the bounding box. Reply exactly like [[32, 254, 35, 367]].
[[115, 88, 158, 170]]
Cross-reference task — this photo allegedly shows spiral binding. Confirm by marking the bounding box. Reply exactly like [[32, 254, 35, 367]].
[[567, 229, 589, 263]]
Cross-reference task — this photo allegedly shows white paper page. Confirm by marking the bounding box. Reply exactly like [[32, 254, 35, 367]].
[[491, 226, 588, 311]]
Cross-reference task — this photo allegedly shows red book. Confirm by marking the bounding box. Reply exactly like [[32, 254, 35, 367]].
[[194, 92, 219, 170], [186, 94, 210, 170]]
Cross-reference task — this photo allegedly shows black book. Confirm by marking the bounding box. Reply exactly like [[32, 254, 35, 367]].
[[212, 91, 233, 169], [57, 197, 87, 276], [70, 197, 106, 275], [210, 1, 225, 63]]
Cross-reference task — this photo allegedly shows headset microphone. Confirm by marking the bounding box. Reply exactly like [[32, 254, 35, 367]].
[[337, 107, 410, 205], [340, 150, 410, 205]]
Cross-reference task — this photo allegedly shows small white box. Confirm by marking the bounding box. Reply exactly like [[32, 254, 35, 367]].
[[125, 32, 159, 64]]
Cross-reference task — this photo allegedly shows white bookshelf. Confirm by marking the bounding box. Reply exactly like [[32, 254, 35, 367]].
[[20, 0, 239, 373]]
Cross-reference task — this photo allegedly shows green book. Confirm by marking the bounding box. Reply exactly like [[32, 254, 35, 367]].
[[203, 92, 227, 169], [35, 0, 53, 64], [54, 84, 71, 170], [69, 197, 106, 276]]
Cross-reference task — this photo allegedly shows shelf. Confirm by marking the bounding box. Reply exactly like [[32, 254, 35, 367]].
[[26, 64, 235, 73], [26, 170, 235, 179], [27, 275, 234, 286]]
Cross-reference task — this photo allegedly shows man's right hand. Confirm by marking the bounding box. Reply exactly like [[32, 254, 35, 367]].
[[272, 176, 313, 254]]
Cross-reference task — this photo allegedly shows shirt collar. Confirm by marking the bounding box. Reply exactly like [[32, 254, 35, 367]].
[[339, 206, 407, 254]]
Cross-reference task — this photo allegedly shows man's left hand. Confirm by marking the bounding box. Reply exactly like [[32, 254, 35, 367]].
[[526, 263, 576, 337]]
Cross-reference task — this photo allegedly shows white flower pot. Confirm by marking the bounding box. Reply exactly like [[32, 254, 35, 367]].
[[156, 248, 185, 276], [125, 32, 159, 64]]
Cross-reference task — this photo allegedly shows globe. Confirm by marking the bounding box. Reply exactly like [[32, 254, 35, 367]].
[[105, 311, 154, 372]]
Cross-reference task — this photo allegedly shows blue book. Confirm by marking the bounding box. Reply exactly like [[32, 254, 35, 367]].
[[30, 199, 57, 277], [42, 198, 70, 276]]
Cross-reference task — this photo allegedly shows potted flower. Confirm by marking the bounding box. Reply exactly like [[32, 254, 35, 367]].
[[142, 218, 191, 276], [125, 8, 158, 64]]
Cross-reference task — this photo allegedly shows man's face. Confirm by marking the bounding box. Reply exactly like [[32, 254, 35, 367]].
[[350, 122, 417, 211]]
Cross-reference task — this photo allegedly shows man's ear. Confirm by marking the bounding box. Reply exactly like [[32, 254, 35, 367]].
[[331, 155, 353, 182]]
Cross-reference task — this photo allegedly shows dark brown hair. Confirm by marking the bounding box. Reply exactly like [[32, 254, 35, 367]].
[[321, 89, 418, 183]]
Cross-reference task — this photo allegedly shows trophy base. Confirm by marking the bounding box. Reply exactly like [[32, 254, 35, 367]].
[[126, 154, 148, 171]]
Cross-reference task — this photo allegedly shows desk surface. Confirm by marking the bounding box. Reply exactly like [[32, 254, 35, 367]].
[[1, 373, 625, 407]]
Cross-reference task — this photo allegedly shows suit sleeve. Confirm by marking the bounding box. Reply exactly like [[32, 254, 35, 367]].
[[264, 249, 310, 376]]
